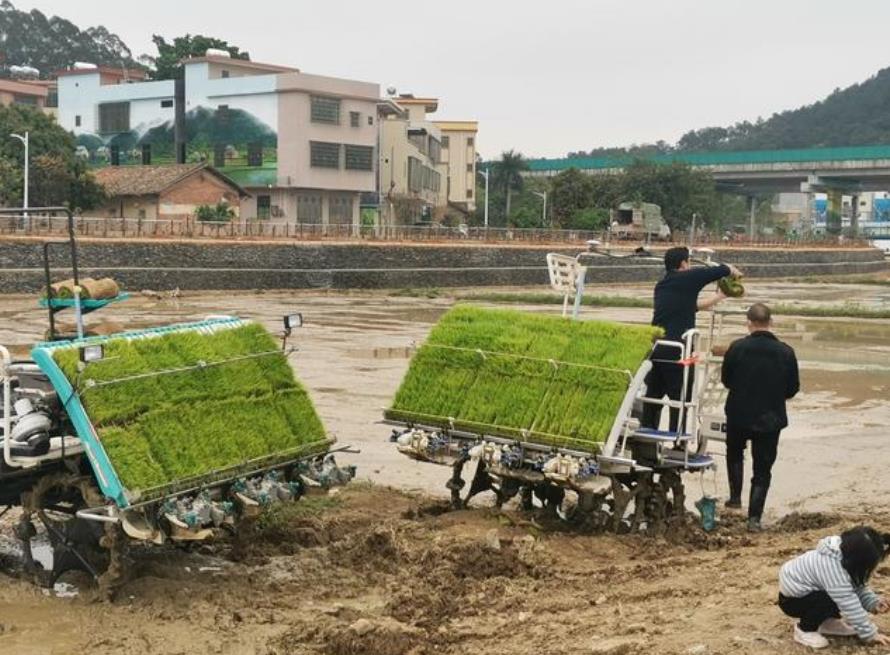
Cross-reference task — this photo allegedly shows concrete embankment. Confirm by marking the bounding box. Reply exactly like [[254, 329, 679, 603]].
[[0, 238, 883, 292]]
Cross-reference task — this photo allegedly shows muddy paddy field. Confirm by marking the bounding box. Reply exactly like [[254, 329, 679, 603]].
[[0, 280, 889, 654]]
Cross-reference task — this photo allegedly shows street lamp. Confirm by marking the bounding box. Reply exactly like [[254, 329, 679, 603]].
[[532, 191, 547, 226], [10, 131, 28, 228], [479, 168, 490, 229]]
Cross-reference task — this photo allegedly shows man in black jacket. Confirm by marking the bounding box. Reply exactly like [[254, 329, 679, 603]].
[[721, 302, 800, 531], [642, 247, 739, 432]]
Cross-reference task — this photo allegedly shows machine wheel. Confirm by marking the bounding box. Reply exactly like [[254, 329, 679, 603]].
[[17, 473, 127, 598]]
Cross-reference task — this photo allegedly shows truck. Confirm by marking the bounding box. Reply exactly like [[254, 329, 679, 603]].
[[610, 201, 671, 241]]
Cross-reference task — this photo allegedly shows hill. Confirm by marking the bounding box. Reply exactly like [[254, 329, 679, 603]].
[[570, 65, 890, 157], [677, 67, 890, 152], [0, 0, 141, 79]]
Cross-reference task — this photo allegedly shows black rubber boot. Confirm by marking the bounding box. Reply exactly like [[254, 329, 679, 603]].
[[748, 484, 770, 531], [725, 458, 744, 509]]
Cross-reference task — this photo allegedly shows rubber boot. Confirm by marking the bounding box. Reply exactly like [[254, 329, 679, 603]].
[[725, 458, 744, 509], [748, 484, 770, 532]]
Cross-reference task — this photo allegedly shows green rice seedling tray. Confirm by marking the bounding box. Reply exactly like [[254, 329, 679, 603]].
[[385, 306, 662, 452], [31, 318, 331, 506]]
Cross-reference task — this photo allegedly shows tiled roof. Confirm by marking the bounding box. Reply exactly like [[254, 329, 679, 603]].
[[93, 163, 247, 197]]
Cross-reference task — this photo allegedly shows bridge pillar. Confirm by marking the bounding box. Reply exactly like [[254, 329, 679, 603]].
[[850, 194, 860, 237], [827, 190, 843, 234], [748, 196, 756, 239], [802, 192, 814, 235]]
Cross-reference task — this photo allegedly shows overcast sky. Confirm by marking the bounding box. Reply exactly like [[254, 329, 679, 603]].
[[15, 0, 890, 159]]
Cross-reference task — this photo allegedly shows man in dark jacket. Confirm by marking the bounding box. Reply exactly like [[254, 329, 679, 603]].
[[642, 246, 739, 432], [721, 302, 800, 531]]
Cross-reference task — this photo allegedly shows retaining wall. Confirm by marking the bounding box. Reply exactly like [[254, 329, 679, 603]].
[[0, 238, 884, 292]]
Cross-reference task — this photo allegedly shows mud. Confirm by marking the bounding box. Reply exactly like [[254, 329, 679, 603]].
[[2, 485, 887, 655], [0, 280, 888, 653]]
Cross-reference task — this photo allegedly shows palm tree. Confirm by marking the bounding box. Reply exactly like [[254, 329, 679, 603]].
[[491, 150, 528, 221]]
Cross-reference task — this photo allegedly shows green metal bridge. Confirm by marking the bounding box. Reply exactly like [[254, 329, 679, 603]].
[[525, 145, 890, 193]]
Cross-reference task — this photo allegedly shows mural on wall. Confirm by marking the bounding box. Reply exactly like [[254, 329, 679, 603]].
[[75, 105, 277, 185]]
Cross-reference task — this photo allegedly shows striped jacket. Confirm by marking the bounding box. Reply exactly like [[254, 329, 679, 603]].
[[779, 535, 880, 640]]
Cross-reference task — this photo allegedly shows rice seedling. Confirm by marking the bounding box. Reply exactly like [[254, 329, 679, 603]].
[[50, 322, 328, 494], [386, 306, 661, 452]]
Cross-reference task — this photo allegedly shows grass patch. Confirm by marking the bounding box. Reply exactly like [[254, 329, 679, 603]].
[[51, 322, 328, 495], [256, 494, 343, 529], [386, 306, 662, 452], [458, 292, 890, 320], [388, 288, 443, 298], [793, 275, 890, 286], [457, 292, 652, 308]]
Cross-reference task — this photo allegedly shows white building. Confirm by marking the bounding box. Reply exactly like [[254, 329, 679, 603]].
[[57, 56, 380, 226]]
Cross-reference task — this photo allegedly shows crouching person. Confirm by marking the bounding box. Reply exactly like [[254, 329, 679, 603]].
[[778, 526, 890, 648]]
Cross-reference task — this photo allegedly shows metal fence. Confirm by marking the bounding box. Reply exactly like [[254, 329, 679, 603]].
[[0, 214, 874, 248]]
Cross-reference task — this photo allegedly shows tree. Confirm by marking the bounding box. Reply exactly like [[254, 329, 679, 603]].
[[0, 1, 142, 79], [550, 168, 594, 227], [144, 34, 250, 80], [0, 104, 105, 210], [619, 160, 718, 231], [490, 150, 528, 220]]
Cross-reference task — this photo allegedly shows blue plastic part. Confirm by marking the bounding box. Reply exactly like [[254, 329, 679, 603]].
[[38, 293, 131, 314], [30, 316, 247, 508]]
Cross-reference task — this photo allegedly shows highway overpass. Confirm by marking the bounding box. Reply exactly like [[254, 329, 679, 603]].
[[525, 145, 890, 192], [525, 145, 890, 233]]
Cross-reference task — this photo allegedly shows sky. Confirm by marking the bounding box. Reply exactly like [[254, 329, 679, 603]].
[[13, 0, 890, 159]]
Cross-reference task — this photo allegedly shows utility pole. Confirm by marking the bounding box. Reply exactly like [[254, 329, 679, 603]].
[[10, 131, 29, 228]]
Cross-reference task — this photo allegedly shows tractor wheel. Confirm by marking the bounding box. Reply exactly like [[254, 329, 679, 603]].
[[17, 472, 127, 598]]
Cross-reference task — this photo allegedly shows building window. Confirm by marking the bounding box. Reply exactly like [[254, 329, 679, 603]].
[[441, 135, 449, 148], [13, 94, 37, 106], [213, 144, 226, 168], [161, 99, 173, 108], [429, 138, 441, 164], [142, 144, 151, 165], [350, 111, 360, 127], [110, 145, 120, 166], [98, 101, 130, 134], [217, 105, 229, 125], [75, 115, 81, 127], [257, 195, 271, 220], [45, 89, 58, 108], [467, 137, 474, 146], [310, 141, 340, 168], [329, 194, 354, 225], [345, 145, 373, 171], [297, 193, 322, 224], [408, 132, 427, 154], [221, 70, 230, 78], [247, 142, 263, 167], [466, 163, 473, 173], [367, 115, 374, 126], [408, 157, 422, 192], [310, 96, 341, 124], [466, 188, 473, 199]]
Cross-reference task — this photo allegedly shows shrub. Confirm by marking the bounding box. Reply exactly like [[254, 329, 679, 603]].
[[195, 202, 235, 222], [569, 207, 610, 231]]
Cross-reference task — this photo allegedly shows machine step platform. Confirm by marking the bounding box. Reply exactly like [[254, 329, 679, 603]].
[[663, 451, 714, 469], [629, 428, 693, 444]]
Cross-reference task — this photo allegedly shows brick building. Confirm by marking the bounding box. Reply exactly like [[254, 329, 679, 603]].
[[93, 163, 248, 221]]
